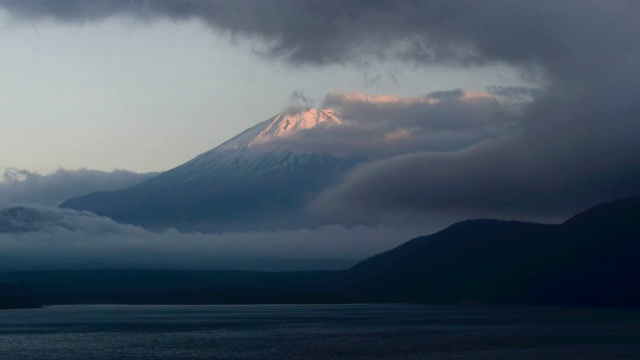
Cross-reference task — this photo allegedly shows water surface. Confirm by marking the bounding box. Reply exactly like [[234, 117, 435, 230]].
[[1, 304, 638, 359]]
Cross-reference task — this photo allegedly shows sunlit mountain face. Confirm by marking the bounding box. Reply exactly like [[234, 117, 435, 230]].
[[59, 108, 364, 232]]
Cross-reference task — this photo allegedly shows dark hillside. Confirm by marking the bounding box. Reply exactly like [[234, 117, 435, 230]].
[[3, 195, 639, 307], [347, 195, 640, 306]]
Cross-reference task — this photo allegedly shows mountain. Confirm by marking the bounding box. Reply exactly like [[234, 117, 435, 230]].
[[347, 194, 640, 306], [6, 194, 640, 307], [60, 109, 362, 231]]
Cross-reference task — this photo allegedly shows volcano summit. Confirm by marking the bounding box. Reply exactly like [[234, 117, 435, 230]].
[[60, 108, 361, 232]]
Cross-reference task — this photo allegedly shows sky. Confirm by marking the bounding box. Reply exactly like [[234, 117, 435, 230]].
[[0, 4, 525, 173], [0, 1, 639, 270]]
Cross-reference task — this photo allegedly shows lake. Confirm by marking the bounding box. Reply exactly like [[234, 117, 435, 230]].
[[1, 304, 638, 359]]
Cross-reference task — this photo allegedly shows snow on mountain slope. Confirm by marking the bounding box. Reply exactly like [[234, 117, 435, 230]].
[[141, 108, 347, 187], [217, 108, 341, 151], [59, 108, 362, 231], [248, 108, 341, 147]]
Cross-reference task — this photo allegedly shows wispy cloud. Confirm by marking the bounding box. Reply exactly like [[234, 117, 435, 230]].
[[289, 89, 315, 107]]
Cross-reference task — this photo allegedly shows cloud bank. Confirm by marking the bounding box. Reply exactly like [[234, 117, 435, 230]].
[[1, 1, 634, 71], [260, 90, 517, 159], [0, 206, 417, 271], [0, 168, 157, 207]]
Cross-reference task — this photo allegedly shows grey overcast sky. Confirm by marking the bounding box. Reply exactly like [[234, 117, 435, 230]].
[[0, 8, 525, 173]]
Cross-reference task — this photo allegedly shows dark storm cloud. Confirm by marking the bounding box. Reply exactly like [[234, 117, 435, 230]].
[[0, 206, 416, 270], [0, 168, 157, 207], [485, 86, 538, 100], [3, 0, 631, 69], [0, 0, 401, 64], [1, 1, 637, 73], [0, 0, 205, 23], [3, 1, 640, 224], [310, 136, 640, 225], [311, 75, 640, 224]]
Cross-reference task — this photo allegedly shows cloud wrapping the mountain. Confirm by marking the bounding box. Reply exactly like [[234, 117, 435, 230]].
[[0, 206, 418, 270], [260, 90, 517, 158], [2, 1, 640, 223], [323, 91, 511, 133], [0, 168, 157, 207]]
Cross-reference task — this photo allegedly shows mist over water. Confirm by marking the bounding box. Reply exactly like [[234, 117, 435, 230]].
[[1, 304, 638, 360]]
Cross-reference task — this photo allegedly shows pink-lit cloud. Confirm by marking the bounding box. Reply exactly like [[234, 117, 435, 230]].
[[255, 90, 519, 159]]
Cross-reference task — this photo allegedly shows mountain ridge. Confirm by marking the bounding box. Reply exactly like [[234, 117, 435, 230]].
[[6, 193, 640, 307], [59, 108, 363, 231], [347, 194, 640, 305]]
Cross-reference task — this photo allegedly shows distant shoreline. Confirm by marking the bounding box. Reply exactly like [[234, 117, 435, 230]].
[[0, 296, 42, 310]]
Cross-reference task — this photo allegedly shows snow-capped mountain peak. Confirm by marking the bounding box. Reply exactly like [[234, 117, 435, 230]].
[[134, 108, 350, 187], [219, 108, 342, 151], [59, 107, 361, 232], [253, 108, 341, 142]]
